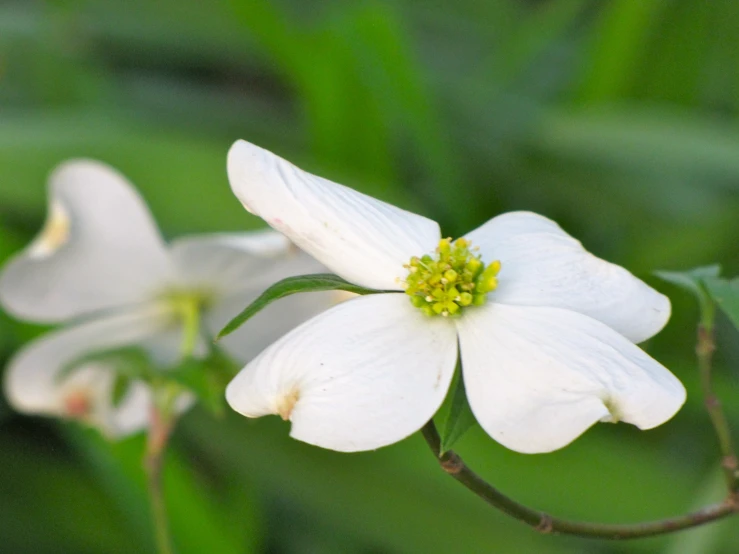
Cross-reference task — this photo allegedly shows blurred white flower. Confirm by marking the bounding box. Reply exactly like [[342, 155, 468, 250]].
[[0, 160, 328, 438], [225, 139, 686, 454]]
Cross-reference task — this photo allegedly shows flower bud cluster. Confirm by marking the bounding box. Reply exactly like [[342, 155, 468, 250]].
[[403, 238, 501, 317]]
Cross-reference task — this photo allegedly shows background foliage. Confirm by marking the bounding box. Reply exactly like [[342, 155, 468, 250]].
[[1, 0, 738, 552]]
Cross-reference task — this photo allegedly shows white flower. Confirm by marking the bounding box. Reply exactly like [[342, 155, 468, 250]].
[[0, 160, 330, 438], [224, 139, 687, 454]]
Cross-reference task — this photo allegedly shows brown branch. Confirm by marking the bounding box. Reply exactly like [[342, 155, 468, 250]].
[[421, 421, 738, 540]]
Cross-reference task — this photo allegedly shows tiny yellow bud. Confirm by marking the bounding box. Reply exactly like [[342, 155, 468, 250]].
[[467, 257, 482, 274]]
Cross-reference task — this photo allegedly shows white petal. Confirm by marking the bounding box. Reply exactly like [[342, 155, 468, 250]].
[[226, 293, 458, 452], [210, 290, 342, 364], [58, 365, 153, 439], [4, 305, 177, 438], [227, 140, 441, 290], [170, 231, 336, 362], [0, 160, 175, 323], [457, 303, 685, 454], [464, 212, 670, 343], [168, 230, 324, 295]]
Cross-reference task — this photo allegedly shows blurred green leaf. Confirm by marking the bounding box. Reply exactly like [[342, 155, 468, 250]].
[[168, 351, 235, 416], [630, 0, 711, 107], [655, 265, 722, 301], [69, 427, 262, 554], [217, 274, 381, 339], [0, 112, 252, 234], [111, 373, 134, 409], [663, 468, 733, 554], [494, 0, 589, 86], [58, 346, 154, 384], [704, 277, 739, 331], [0, 430, 143, 554], [655, 265, 721, 323], [536, 108, 739, 188], [577, 0, 667, 103]]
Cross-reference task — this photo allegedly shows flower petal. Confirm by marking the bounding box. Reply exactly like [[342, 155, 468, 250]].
[[168, 230, 324, 295], [4, 305, 178, 438], [457, 303, 685, 454], [226, 293, 458, 452], [227, 140, 441, 290], [464, 212, 670, 343], [209, 289, 343, 364], [55, 364, 153, 439], [0, 160, 175, 323], [170, 230, 337, 362]]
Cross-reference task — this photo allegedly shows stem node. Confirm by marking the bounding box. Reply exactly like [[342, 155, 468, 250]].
[[535, 515, 554, 534], [440, 452, 464, 475], [721, 454, 738, 472]]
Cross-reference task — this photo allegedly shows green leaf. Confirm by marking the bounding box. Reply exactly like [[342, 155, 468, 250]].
[[110, 373, 134, 408], [655, 265, 722, 328], [217, 273, 384, 339], [439, 363, 476, 454], [168, 350, 237, 416], [577, 0, 668, 103], [704, 277, 739, 331], [67, 427, 260, 554], [655, 264, 721, 301]]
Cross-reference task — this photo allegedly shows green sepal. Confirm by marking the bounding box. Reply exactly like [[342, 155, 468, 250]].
[[703, 277, 739, 332], [438, 361, 476, 454], [216, 273, 385, 340]]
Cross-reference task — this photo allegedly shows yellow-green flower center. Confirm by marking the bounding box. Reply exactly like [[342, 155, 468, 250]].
[[403, 238, 500, 317], [160, 288, 215, 356]]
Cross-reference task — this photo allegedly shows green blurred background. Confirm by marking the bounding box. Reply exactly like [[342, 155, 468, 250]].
[[1, 0, 739, 552]]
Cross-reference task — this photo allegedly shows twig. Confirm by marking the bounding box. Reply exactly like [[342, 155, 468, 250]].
[[696, 322, 738, 491], [144, 404, 175, 554], [421, 421, 738, 540]]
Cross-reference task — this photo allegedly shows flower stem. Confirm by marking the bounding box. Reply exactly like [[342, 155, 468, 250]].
[[420, 421, 739, 539], [179, 299, 200, 359], [144, 391, 177, 554], [696, 319, 739, 491]]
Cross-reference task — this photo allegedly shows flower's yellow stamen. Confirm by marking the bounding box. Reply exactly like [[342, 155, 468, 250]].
[[403, 238, 501, 317]]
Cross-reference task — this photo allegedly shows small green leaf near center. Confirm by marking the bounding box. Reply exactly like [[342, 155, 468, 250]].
[[216, 273, 389, 340]]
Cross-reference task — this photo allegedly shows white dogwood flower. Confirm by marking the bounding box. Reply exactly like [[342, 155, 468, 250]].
[[225, 139, 686, 454], [1, 160, 328, 438]]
